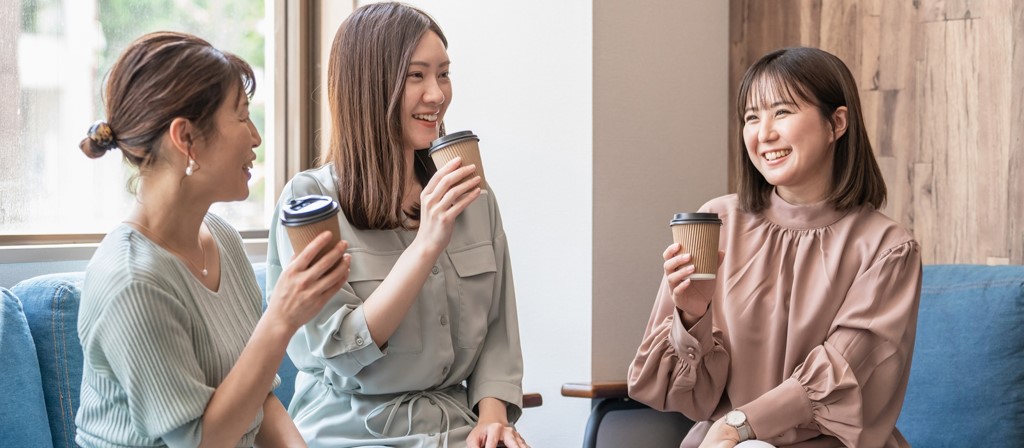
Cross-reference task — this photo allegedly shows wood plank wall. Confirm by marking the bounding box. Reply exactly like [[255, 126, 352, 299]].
[[729, 0, 1023, 264]]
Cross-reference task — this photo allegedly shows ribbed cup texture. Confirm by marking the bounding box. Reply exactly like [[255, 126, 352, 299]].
[[429, 140, 488, 189], [671, 222, 721, 279], [286, 217, 341, 263]]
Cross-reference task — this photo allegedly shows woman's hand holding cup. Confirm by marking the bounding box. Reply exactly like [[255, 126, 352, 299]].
[[269, 231, 351, 332], [663, 243, 724, 327], [416, 157, 482, 254]]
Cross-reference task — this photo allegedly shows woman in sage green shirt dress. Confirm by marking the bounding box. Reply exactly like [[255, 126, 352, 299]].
[[266, 3, 527, 448]]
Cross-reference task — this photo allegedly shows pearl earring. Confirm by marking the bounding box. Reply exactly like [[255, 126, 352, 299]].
[[185, 158, 197, 176]]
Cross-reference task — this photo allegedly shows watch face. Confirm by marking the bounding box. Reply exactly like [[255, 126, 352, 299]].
[[726, 410, 746, 426]]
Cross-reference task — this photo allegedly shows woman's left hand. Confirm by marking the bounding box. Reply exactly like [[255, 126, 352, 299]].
[[467, 422, 529, 448], [697, 417, 740, 448]]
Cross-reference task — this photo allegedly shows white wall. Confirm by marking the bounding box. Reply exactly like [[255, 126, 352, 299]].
[[394, 1, 594, 446]]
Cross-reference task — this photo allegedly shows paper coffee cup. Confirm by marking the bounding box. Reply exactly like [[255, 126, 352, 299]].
[[280, 195, 341, 263], [670, 212, 722, 280], [428, 130, 487, 189]]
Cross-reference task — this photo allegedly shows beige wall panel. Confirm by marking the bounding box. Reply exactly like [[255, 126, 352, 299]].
[[593, 0, 729, 381]]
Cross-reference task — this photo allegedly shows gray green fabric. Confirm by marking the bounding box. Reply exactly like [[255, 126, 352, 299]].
[[76, 214, 279, 447], [267, 165, 523, 448]]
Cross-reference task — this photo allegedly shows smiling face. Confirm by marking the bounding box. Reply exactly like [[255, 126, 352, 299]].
[[196, 86, 262, 202], [742, 78, 847, 205], [400, 31, 452, 152]]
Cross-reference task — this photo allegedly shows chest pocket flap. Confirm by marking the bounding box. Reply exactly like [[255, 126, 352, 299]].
[[447, 243, 498, 349], [448, 243, 497, 277]]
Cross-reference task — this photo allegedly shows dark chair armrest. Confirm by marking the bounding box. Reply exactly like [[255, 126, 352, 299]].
[[561, 381, 629, 400], [523, 392, 543, 408]]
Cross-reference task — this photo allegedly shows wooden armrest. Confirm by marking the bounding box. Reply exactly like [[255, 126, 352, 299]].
[[560, 381, 629, 400], [523, 392, 543, 408]]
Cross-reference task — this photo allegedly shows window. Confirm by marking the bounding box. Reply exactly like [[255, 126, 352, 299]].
[[1, 0, 276, 240]]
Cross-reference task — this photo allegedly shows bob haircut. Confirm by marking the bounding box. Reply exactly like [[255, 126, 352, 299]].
[[735, 47, 886, 212], [324, 2, 447, 230]]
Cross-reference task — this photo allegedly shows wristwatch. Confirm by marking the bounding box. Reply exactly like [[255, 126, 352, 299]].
[[725, 409, 753, 442]]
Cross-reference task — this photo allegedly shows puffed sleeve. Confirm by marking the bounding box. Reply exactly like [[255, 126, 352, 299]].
[[466, 195, 525, 423], [738, 241, 921, 446], [266, 176, 386, 377], [95, 282, 261, 447], [627, 275, 730, 420]]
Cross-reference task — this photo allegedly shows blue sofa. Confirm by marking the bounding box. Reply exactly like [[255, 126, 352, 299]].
[[561, 264, 1024, 447], [0, 263, 295, 448]]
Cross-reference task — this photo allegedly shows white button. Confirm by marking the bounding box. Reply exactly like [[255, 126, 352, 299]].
[[355, 337, 364, 346], [442, 366, 449, 375], [687, 353, 696, 360], [432, 266, 440, 275], [440, 315, 449, 326], [687, 347, 696, 353]]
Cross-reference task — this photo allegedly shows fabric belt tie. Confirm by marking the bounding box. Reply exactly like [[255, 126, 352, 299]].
[[364, 389, 478, 448]]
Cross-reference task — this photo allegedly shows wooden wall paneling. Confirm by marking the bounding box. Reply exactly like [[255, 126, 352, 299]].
[[975, 3, 1013, 263], [914, 22, 947, 264], [1009, 0, 1024, 264], [918, 0, 974, 22], [818, 1, 860, 71], [875, 2, 919, 229], [944, 19, 981, 263]]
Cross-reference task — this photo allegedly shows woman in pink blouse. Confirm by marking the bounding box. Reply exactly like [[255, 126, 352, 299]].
[[628, 47, 922, 448]]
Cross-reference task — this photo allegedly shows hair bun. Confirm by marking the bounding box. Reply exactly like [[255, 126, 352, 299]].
[[87, 120, 117, 150]]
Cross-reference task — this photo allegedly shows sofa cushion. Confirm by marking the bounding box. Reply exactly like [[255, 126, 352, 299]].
[[13, 273, 85, 448], [0, 287, 54, 448], [897, 264, 1024, 445]]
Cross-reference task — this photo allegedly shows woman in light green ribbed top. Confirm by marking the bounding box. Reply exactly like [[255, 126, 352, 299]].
[[75, 32, 351, 447]]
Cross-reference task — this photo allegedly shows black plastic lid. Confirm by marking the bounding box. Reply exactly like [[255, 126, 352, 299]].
[[670, 212, 721, 225], [428, 130, 479, 154], [280, 195, 340, 226]]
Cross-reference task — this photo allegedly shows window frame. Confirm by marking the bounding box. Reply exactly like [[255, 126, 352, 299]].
[[0, 0, 336, 261]]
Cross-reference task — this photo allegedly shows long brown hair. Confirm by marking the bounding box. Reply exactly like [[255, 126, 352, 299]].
[[735, 47, 886, 212], [79, 31, 255, 190], [324, 2, 446, 230]]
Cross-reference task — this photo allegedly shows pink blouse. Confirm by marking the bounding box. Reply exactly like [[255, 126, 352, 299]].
[[628, 192, 921, 447]]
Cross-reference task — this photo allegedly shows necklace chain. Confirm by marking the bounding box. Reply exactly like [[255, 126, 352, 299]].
[[123, 220, 209, 277]]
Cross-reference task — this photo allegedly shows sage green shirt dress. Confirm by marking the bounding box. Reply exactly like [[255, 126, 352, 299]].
[[266, 165, 524, 448]]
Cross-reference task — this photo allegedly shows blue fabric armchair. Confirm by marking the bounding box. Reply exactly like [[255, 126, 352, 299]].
[[563, 264, 1024, 447], [4, 264, 297, 448]]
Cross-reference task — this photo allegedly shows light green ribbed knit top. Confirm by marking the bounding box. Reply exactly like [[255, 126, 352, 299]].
[[76, 214, 278, 447]]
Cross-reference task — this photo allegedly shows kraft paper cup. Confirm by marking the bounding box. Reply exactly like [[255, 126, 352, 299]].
[[670, 212, 722, 280], [428, 130, 487, 189], [281, 195, 341, 263]]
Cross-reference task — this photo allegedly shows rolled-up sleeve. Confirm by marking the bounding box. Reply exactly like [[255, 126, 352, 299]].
[[266, 179, 387, 378], [467, 200, 524, 423]]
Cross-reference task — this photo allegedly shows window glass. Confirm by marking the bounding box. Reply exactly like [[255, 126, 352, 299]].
[[0, 0, 272, 236]]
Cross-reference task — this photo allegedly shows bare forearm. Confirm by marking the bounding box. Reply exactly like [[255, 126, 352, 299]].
[[255, 394, 305, 447], [199, 317, 292, 447], [362, 240, 440, 344], [477, 397, 509, 425]]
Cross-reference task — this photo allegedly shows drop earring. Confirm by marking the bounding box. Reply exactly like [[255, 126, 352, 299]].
[[185, 158, 197, 176]]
